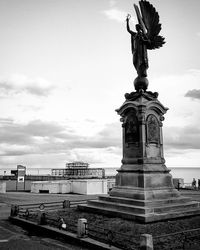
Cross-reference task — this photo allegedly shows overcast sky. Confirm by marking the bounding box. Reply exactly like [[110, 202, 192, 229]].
[[0, 0, 200, 173]]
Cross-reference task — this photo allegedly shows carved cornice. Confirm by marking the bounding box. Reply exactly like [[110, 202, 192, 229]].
[[116, 91, 168, 117], [125, 90, 159, 101]]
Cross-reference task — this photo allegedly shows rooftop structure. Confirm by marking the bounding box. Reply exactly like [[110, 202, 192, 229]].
[[65, 161, 89, 169], [51, 168, 104, 179]]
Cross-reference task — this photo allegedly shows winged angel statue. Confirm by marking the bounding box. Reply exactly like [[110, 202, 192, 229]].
[[126, 0, 165, 90]]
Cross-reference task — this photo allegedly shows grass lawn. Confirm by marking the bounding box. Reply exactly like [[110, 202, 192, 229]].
[[16, 190, 200, 249], [42, 207, 200, 249]]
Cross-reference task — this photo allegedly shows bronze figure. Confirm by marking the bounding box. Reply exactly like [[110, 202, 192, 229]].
[[126, 0, 165, 91]]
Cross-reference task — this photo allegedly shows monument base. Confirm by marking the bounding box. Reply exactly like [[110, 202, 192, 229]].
[[79, 191, 200, 223], [79, 165, 200, 223]]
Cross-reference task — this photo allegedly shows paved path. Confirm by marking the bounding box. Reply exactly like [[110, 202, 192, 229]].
[[0, 191, 98, 205], [0, 219, 87, 250], [0, 192, 98, 250]]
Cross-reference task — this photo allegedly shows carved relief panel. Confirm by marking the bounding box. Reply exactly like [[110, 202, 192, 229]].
[[146, 114, 160, 144]]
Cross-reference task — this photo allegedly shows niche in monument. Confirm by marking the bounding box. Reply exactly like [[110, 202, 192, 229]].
[[146, 115, 160, 144], [124, 110, 139, 145], [79, 0, 200, 223], [146, 114, 161, 159]]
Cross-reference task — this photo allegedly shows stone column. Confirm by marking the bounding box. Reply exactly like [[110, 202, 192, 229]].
[[138, 104, 146, 159]]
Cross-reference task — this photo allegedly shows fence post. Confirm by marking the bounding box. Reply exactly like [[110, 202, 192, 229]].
[[25, 209, 29, 220], [37, 204, 46, 225], [140, 234, 153, 250], [77, 218, 88, 238], [10, 204, 19, 217], [107, 230, 114, 247], [63, 200, 70, 208]]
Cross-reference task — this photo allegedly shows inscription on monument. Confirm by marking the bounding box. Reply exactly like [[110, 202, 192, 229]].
[[146, 114, 159, 144]]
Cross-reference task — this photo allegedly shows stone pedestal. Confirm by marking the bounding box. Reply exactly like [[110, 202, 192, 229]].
[[79, 90, 200, 222]]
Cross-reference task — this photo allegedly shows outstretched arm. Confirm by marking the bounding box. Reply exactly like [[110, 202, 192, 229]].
[[126, 14, 135, 35]]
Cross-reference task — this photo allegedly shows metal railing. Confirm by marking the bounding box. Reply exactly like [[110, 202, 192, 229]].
[[153, 227, 200, 249], [87, 224, 139, 250], [10, 199, 93, 218], [11, 199, 200, 250], [10, 200, 139, 250], [46, 215, 78, 234], [45, 216, 139, 250], [174, 182, 200, 191]]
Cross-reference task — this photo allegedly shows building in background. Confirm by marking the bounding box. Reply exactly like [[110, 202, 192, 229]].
[[66, 161, 89, 169], [1, 162, 115, 192], [51, 161, 104, 178]]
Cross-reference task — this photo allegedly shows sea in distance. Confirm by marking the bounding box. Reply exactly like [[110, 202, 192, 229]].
[[1, 167, 200, 184]]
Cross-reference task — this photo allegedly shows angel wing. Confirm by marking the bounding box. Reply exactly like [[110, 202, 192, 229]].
[[138, 0, 165, 50]]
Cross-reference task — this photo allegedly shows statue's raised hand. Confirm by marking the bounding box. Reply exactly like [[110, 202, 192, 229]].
[[126, 14, 131, 21]]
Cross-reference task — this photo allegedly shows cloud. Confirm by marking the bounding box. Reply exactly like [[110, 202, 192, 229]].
[[66, 149, 106, 164], [1, 116, 200, 169], [0, 144, 34, 156], [185, 89, 200, 100], [109, 0, 117, 8], [0, 119, 122, 170], [102, 8, 128, 23], [0, 119, 71, 155], [0, 74, 54, 96], [1, 117, 200, 158], [0, 119, 121, 157], [164, 125, 200, 150]]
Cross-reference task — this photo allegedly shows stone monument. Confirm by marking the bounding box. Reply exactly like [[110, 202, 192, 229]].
[[79, 0, 200, 222]]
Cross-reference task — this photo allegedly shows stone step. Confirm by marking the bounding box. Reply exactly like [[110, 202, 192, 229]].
[[78, 204, 150, 222], [98, 195, 191, 207], [87, 200, 153, 214], [153, 201, 199, 213], [78, 203, 200, 223], [88, 199, 199, 215]]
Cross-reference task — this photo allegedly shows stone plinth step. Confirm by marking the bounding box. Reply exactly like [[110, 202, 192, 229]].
[[78, 204, 152, 222], [153, 201, 199, 213], [87, 200, 153, 214], [98, 195, 191, 207], [86, 198, 199, 215], [78, 202, 200, 223]]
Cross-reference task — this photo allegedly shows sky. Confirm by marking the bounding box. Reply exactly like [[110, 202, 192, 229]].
[[0, 0, 200, 174]]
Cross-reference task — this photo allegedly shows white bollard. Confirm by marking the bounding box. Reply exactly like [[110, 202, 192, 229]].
[[59, 218, 67, 230], [77, 218, 88, 238], [140, 234, 153, 250]]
